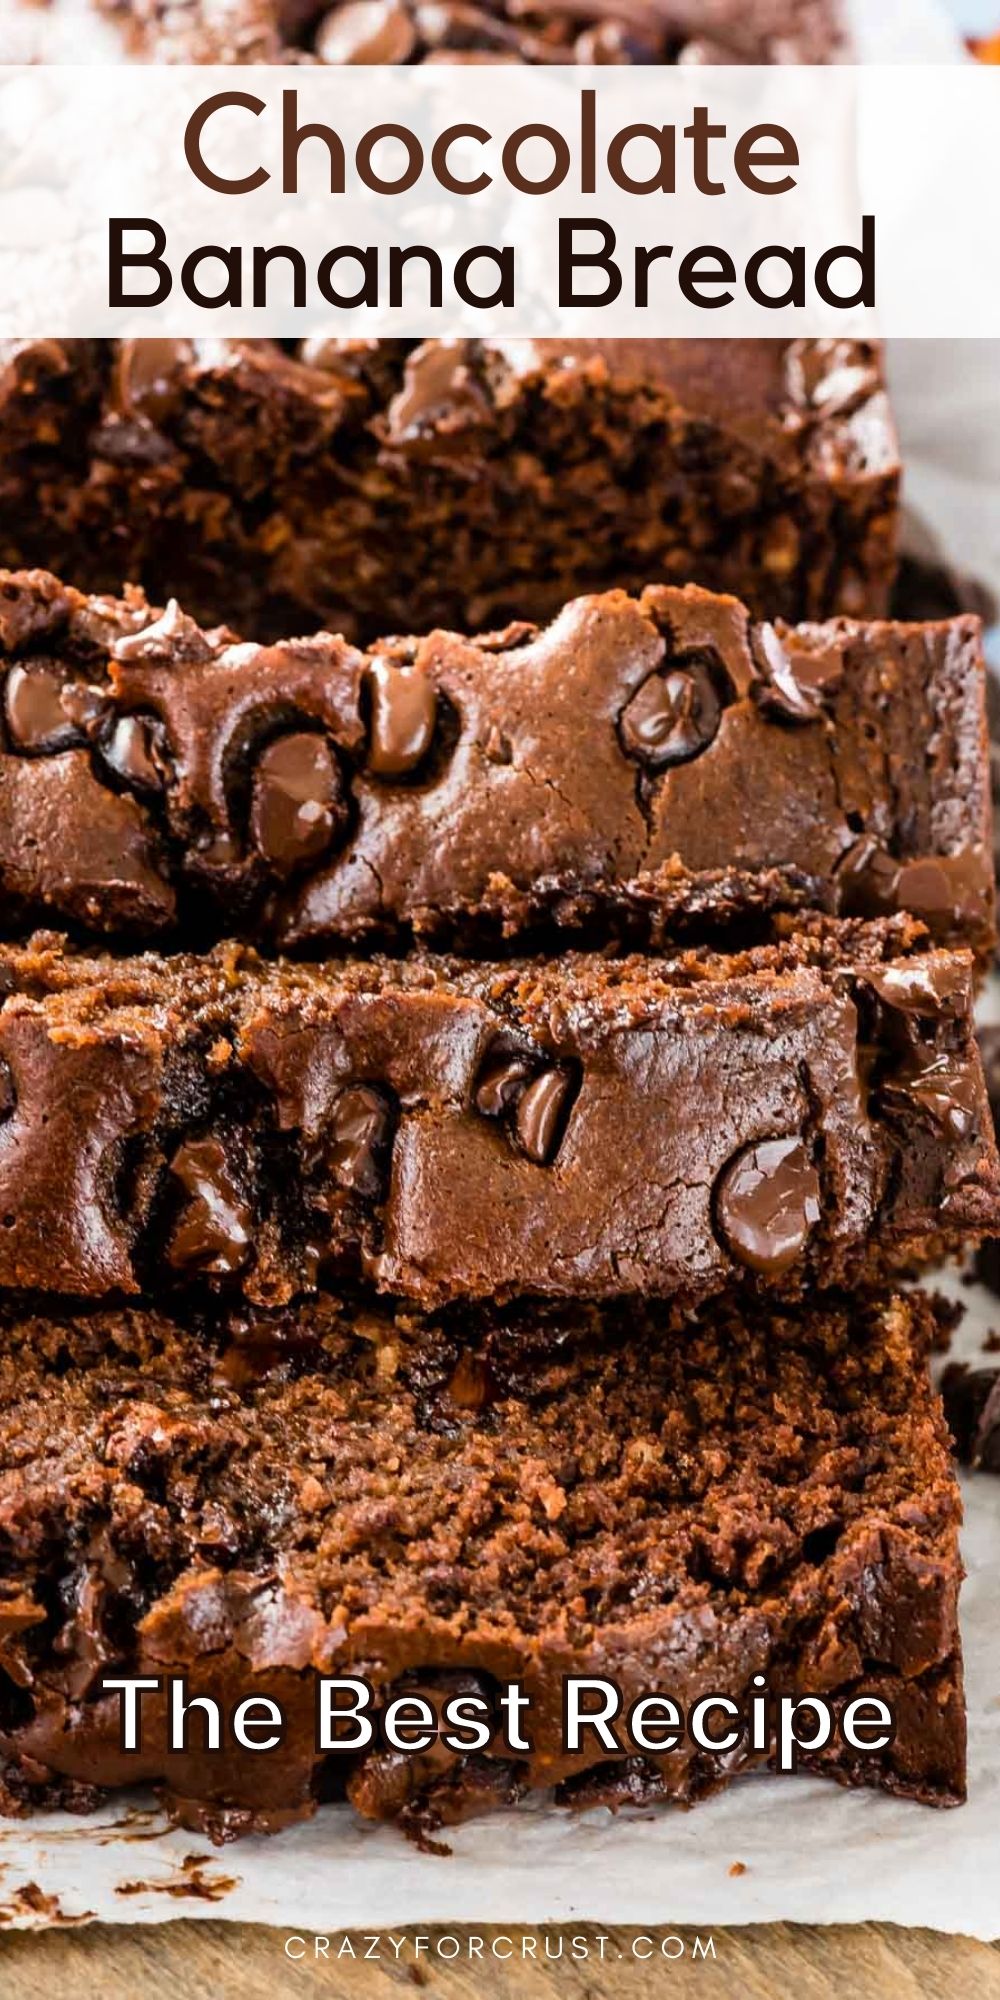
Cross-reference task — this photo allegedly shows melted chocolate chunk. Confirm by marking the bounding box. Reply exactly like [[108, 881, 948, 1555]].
[[59, 683, 107, 733], [101, 714, 168, 794], [166, 1137, 252, 1276], [4, 663, 76, 753], [366, 658, 438, 777], [385, 343, 489, 442], [473, 1051, 534, 1117], [473, 1045, 575, 1165], [250, 733, 346, 874], [515, 1069, 574, 1165], [941, 1364, 1000, 1473], [327, 1085, 395, 1199], [314, 0, 417, 61], [618, 658, 721, 769], [752, 623, 844, 722], [882, 1051, 981, 1143], [398, 1671, 496, 1774], [113, 340, 194, 428], [838, 839, 992, 939], [863, 960, 968, 1020], [894, 856, 985, 933], [714, 1136, 821, 1276], [0, 1059, 14, 1119], [574, 19, 660, 59], [836, 836, 901, 917]]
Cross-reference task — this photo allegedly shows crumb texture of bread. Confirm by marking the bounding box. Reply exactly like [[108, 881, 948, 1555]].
[[0, 1286, 965, 1840], [0, 339, 897, 643]]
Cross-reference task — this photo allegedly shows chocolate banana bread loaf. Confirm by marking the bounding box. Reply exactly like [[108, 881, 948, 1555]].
[[0, 339, 899, 641], [2, 569, 991, 960], [0, 1283, 963, 1842], [69, 0, 850, 65], [0, 918, 995, 1307]]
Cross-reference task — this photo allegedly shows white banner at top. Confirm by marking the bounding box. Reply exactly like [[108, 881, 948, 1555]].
[[0, 63, 996, 337]]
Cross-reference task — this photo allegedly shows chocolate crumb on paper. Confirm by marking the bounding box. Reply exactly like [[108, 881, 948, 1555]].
[[115, 1855, 240, 1904]]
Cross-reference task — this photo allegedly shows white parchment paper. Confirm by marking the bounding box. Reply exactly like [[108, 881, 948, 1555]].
[[2, 0, 1000, 1942]]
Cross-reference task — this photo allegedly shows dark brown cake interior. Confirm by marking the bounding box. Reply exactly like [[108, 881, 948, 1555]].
[[0, 1285, 965, 1841], [0, 338, 898, 644]]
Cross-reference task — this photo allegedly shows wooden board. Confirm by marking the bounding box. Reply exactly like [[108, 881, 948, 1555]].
[[1, 1924, 1000, 1998]]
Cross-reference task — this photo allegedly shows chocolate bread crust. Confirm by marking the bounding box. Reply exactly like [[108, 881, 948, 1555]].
[[0, 570, 991, 961], [0, 338, 899, 642], [0, 1286, 963, 1841], [0, 918, 995, 1307]]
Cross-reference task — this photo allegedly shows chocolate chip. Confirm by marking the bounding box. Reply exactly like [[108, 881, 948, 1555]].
[[414, 0, 529, 51], [714, 1136, 821, 1276], [114, 338, 193, 427], [941, 1364, 1000, 1473], [366, 658, 438, 777], [250, 733, 346, 875], [0, 1060, 14, 1119], [835, 836, 901, 918], [4, 663, 76, 752], [328, 1085, 394, 1199], [59, 683, 107, 733], [166, 1137, 252, 1276], [752, 623, 843, 722], [474, 1045, 576, 1165], [574, 19, 659, 60], [882, 1051, 981, 1143], [474, 1051, 534, 1117], [618, 658, 721, 769], [863, 961, 968, 1020], [314, 0, 416, 62], [102, 714, 168, 793], [396, 1670, 494, 1772], [837, 839, 993, 937], [515, 1069, 574, 1165], [385, 341, 489, 443], [894, 855, 991, 933]]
